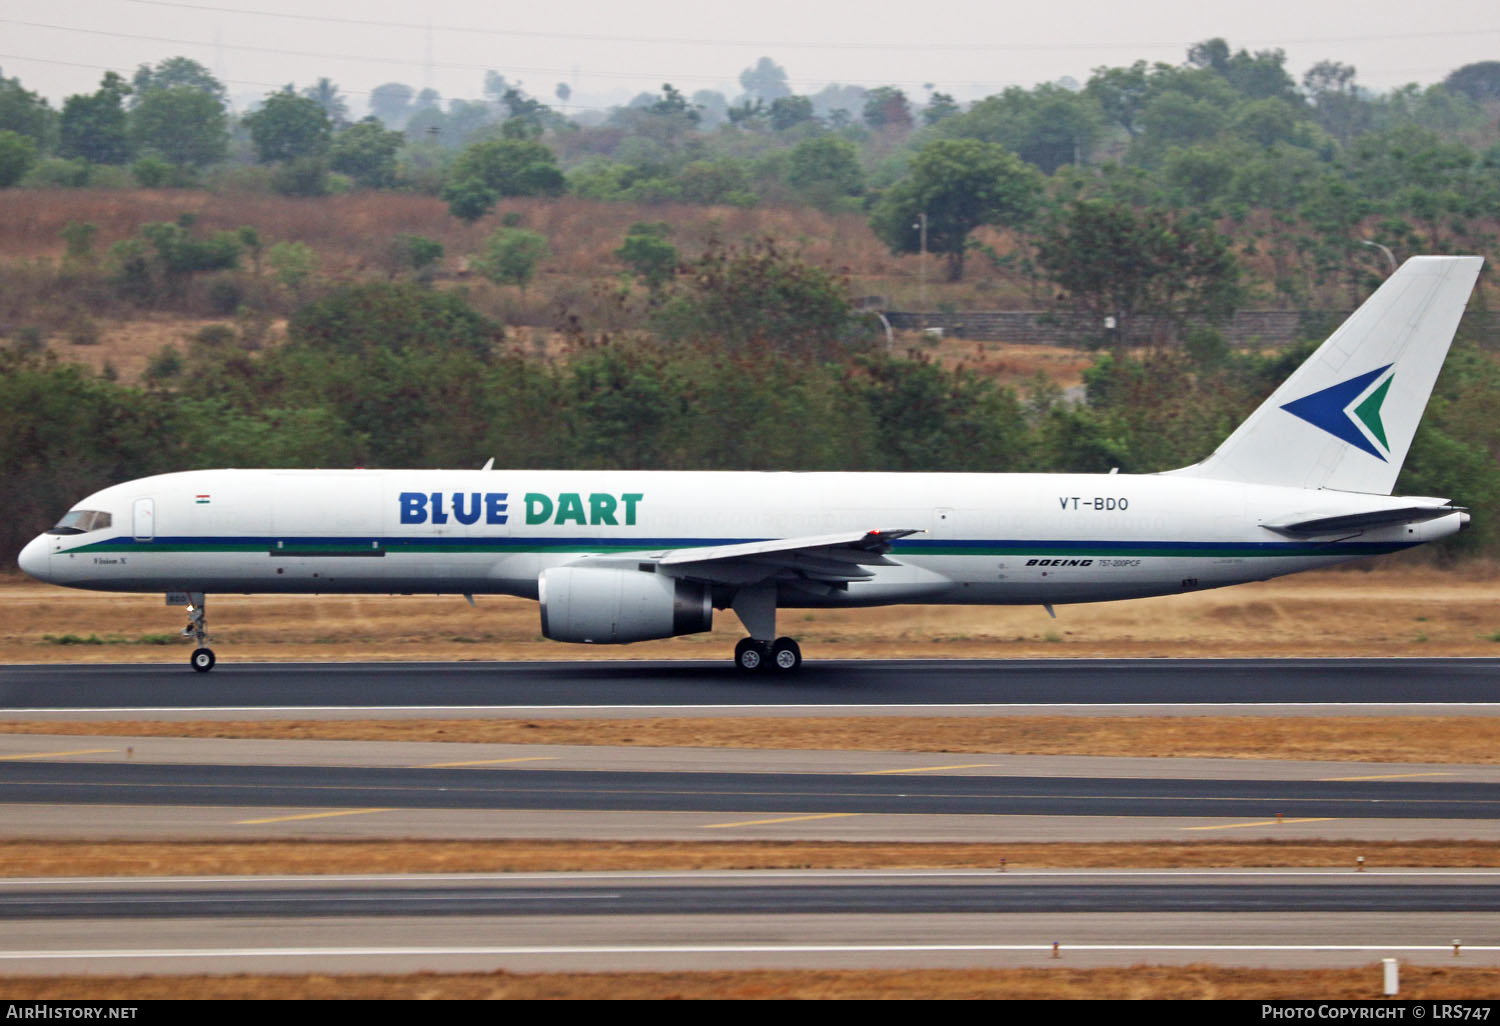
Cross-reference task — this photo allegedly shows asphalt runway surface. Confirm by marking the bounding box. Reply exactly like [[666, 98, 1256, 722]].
[[6, 759, 1500, 821], [4, 870, 1499, 973], [4, 657, 1500, 974], [6, 871, 1500, 919], [3, 657, 1499, 716]]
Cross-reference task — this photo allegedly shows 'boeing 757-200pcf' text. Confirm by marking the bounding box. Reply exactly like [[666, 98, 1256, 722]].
[[17, 256, 1484, 672]]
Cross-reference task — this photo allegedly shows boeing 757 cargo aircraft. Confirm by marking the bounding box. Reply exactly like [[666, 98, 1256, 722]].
[[17, 256, 1484, 672]]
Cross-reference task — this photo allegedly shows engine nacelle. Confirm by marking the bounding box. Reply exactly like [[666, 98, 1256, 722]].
[[538, 566, 713, 644]]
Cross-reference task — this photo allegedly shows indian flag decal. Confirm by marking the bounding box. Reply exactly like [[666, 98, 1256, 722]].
[[195, 495, 211, 504]]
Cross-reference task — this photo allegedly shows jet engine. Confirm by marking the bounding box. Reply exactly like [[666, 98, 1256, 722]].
[[538, 566, 713, 644]]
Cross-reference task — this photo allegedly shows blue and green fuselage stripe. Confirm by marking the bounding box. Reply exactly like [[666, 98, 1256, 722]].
[[69, 535, 1418, 559]]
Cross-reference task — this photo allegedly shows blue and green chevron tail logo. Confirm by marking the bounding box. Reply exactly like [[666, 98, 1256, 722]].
[[1279, 364, 1395, 461]]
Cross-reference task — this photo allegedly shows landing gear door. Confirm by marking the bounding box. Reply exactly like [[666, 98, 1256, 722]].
[[133, 497, 155, 541]]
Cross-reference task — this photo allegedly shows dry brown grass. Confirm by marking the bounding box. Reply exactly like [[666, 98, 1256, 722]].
[[0, 189, 1030, 320], [5, 563, 1499, 664], [8, 715, 1500, 764], [4, 964, 1499, 999], [1, 839, 1494, 878]]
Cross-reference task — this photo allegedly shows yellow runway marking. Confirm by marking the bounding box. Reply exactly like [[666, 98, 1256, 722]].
[[702, 813, 860, 829], [861, 764, 1001, 775], [1317, 772, 1455, 781], [0, 749, 117, 760], [1184, 818, 1335, 831], [236, 809, 394, 825], [416, 757, 558, 768]]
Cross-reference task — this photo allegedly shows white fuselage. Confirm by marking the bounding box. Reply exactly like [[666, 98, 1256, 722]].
[[18, 468, 1463, 608]]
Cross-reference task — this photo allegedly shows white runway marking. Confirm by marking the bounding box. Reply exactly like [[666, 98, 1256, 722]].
[[2, 942, 1498, 962]]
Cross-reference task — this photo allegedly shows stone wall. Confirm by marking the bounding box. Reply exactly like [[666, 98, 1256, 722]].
[[881, 309, 1497, 347], [881, 310, 1307, 346]]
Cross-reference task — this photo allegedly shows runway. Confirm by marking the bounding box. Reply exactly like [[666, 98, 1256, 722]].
[[4, 729, 1500, 844], [6, 757, 1500, 821], [3, 657, 1499, 973], [7, 870, 1500, 918], [3, 657, 1499, 717], [4, 870, 1500, 973]]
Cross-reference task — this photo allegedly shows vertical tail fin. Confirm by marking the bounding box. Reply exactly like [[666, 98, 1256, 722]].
[[1171, 256, 1483, 494]]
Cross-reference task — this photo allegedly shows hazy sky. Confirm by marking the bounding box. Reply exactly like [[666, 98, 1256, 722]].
[[4, 0, 1497, 114]]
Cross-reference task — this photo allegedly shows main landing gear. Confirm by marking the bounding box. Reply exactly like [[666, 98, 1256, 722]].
[[734, 636, 802, 673], [729, 583, 802, 672], [179, 594, 216, 672]]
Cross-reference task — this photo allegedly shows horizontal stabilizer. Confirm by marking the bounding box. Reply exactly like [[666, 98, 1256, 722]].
[[1262, 505, 1464, 536]]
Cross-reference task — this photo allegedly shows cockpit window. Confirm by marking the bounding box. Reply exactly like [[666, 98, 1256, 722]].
[[46, 510, 112, 535]]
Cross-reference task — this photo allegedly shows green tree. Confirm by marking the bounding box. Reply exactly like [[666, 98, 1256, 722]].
[[768, 95, 815, 131], [443, 176, 500, 224], [647, 83, 700, 125], [940, 84, 1102, 174], [442, 138, 565, 221], [244, 90, 333, 163], [0, 130, 37, 188], [0, 350, 179, 564], [1397, 338, 1500, 557], [267, 240, 319, 298], [784, 135, 864, 207], [329, 117, 405, 187], [1230, 98, 1318, 150], [500, 87, 557, 136], [269, 283, 504, 467], [1444, 61, 1500, 103], [472, 227, 549, 297], [675, 159, 752, 205], [129, 86, 228, 168], [1299, 172, 1378, 305], [862, 86, 913, 131], [651, 238, 867, 358], [869, 138, 1043, 281], [922, 92, 961, 126], [299, 78, 349, 126], [0, 73, 54, 147], [614, 222, 678, 293], [382, 234, 444, 281], [269, 156, 331, 197], [107, 215, 241, 304], [1160, 144, 1241, 206], [1302, 61, 1369, 144], [1136, 89, 1230, 153], [130, 58, 227, 108], [58, 72, 131, 165], [852, 355, 1028, 471], [1086, 62, 1151, 139], [1034, 198, 1244, 349], [287, 281, 500, 361]]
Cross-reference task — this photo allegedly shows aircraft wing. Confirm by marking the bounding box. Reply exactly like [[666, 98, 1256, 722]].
[[652, 528, 923, 588]]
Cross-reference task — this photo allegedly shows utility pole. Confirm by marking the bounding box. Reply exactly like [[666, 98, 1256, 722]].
[[914, 211, 928, 309]]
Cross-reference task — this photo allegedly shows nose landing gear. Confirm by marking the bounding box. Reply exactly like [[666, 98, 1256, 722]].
[[177, 593, 216, 672]]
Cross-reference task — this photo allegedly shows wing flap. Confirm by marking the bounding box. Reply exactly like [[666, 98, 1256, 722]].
[[657, 529, 920, 567], [657, 528, 922, 586]]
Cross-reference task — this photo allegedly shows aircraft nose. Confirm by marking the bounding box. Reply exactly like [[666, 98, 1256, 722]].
[[17, 535, 50, 582]]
